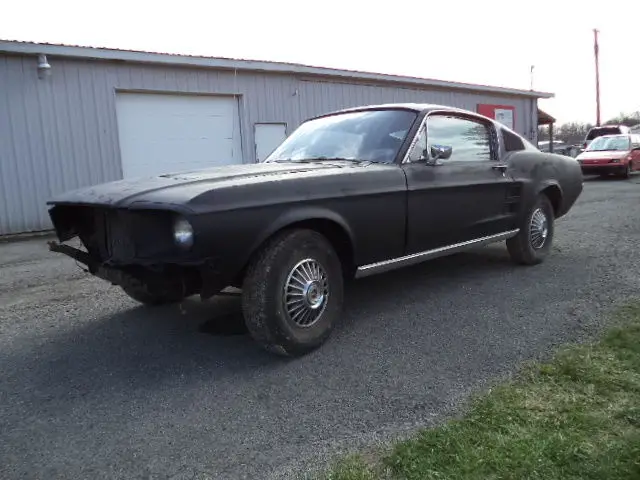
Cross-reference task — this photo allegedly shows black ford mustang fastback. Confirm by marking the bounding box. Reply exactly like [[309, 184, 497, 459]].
[[47, 103, 583, 356]]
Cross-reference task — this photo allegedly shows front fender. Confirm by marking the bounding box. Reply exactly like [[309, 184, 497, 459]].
[[246, 206, 356, 261]]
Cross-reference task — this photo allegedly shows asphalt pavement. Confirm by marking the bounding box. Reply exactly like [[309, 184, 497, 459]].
[[1, 176, 639, 480]]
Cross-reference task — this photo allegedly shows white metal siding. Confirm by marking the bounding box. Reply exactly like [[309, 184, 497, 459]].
[[296, 79, 531, 135], [0, 54, 536, 235]]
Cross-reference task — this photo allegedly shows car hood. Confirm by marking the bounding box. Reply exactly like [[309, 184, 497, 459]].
[[577, 150, 628, 160], [47, 161, 378, 210]]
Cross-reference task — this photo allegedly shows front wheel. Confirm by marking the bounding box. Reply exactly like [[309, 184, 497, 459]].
[[507, 194, 555, 265], [241, 229, 344, 357]]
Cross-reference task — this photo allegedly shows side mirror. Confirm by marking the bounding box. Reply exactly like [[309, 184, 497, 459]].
[[426, 144, 452, 165]]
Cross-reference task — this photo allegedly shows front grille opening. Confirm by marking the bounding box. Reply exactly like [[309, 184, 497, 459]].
[[50, 205, 176, 263]]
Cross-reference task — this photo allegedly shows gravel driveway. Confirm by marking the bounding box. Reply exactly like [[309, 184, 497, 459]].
[[1, 177, 639, 480]]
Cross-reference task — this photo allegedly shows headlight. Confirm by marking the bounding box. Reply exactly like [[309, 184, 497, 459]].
[[173, 217, 194, 249]]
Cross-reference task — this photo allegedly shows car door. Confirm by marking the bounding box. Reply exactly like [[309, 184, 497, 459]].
[[401, 112, 517, 254]]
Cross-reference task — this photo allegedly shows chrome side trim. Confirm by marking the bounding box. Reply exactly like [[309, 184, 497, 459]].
[[355, 229, 520, 278]]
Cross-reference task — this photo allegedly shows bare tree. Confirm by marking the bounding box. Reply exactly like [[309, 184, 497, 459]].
[[538, 111, 640, 147], [604, 111, 640, 127]]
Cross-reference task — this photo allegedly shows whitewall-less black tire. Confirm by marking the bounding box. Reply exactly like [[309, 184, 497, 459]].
[[241, 229, 344, 357], [507, 194, 555, 265]]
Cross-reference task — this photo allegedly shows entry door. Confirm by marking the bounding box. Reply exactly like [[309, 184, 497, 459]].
[[402, 113, 516, 254], [255, 123, 287, 162]]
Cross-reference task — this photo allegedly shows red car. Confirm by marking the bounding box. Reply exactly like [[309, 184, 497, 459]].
[[576, 134, 640, 178]]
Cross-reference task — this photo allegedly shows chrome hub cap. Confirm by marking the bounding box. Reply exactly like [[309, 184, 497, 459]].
[[530, 208, 548, 249], [283, 258, 329, 327]]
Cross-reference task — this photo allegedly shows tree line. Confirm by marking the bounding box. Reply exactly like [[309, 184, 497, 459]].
[[538, 111, 640, 145]]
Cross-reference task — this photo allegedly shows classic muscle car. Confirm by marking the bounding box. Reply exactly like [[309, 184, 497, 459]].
[[46, 103, 584, 356]]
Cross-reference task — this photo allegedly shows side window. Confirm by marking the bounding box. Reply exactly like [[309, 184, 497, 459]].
[[632, 135, 640, 148], [407, 126, 428, 162], [426, 115, 492, 162]]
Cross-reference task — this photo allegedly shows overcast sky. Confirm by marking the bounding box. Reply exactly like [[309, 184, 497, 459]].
[[2, 0, 639, 125]]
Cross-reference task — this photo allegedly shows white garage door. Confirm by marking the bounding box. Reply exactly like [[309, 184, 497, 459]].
[[115, 92, 243, 178]]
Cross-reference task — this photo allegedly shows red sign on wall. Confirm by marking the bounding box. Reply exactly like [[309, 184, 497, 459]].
[[477, 104, 516, 130]]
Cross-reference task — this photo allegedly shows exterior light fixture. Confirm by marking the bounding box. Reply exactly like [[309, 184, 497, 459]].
[[37, 54, 51, 79]]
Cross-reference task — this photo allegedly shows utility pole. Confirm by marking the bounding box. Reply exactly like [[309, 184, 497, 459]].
[[593, 28, 601, 126], [530, 65, 534, 90]]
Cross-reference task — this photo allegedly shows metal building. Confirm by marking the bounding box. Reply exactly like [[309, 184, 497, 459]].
[[0, 40, 553, 236]]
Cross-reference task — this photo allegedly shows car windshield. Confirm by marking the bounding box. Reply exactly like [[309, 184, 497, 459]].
[[264, 109, 418, 164], [586, 135, 630, 152]]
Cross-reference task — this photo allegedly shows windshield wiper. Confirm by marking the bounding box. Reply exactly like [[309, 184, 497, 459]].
[[267, 157, 371, 164], [298, 157, 366, 163]]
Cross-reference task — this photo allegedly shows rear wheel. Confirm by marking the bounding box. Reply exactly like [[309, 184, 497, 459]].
[[507, 194, 555, 265], [241, 229, 344, 357]]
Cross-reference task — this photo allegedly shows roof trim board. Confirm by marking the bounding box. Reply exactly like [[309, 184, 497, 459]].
[[0, 40, 554, 99]]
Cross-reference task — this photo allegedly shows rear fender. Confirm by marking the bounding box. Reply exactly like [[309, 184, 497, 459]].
[[536, 180, 564, 216], [536, 179, 563, 197]]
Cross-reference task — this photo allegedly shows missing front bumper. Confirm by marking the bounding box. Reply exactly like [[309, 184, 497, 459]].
[[47, 241, 221, 299], [47, 240, 136, 286]]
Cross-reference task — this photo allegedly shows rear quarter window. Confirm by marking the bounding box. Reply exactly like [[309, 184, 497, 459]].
[[502, 128, 525, 151]]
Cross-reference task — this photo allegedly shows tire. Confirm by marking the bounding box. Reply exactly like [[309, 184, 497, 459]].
[[623, 162, 632, 179], [507, 194, 555, 265], [121, 281, 186, 306], [241, 228, 344, 357]]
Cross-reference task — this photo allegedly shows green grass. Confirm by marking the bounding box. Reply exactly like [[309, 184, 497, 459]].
[[322, 302, 640, 480]]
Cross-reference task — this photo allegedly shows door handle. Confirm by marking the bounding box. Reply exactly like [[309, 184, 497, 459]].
[[492, 164, 508, 172]]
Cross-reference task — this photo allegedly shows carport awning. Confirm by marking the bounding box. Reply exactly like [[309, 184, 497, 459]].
[[538, 109, 556, 125]]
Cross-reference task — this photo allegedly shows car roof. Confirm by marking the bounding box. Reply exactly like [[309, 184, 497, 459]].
[[308, 102, 498, 123], [589, 125, 628, 131], [591, 133, 630, 140], [323, 102, 471, 114]]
